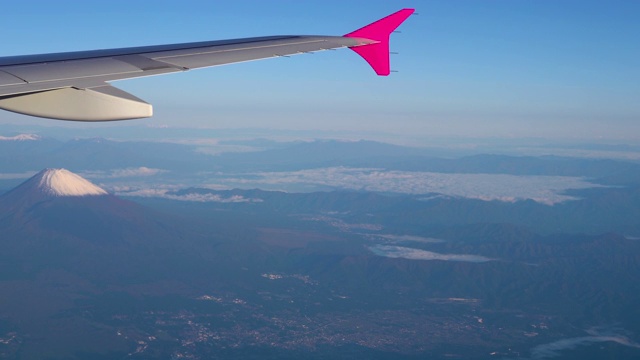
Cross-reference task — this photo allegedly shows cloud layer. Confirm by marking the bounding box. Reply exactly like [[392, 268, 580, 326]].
[[82, 167, 167, 179], [374, 234, 444, 244], [222, 167, 602, 204], [3, 166, 603, 205], [530, 327, 640, 359], [121, 188, 262, 203], [369, 245, 494, 263]]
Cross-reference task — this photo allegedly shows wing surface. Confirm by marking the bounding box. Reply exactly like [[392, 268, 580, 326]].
[[0, 9, 413, 121]]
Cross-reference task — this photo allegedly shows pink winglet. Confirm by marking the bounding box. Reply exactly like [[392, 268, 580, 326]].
[[344, 8, 415, 76]]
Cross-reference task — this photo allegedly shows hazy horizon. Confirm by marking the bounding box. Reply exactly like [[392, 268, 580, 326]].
[[2, 0, 639, 140]]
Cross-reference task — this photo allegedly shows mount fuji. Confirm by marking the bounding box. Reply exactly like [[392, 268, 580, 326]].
[[7, 168, 107, 199], [0, 167, 216, 289], [0, 168, 172, 245], [0, 169, 218, 358]]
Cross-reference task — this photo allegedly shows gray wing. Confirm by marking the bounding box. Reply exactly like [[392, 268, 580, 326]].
[[0, 36, 371, 121]]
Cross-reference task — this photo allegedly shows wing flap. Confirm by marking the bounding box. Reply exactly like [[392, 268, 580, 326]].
[[1, 58, 143, 83], [0, 70, 26, 86], [0, 85, 151, 121]]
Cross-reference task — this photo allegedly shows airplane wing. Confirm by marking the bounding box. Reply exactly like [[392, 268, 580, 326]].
[[0, 9, 414, 121]]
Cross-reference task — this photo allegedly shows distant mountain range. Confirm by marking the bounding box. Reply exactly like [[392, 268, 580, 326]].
[[2, 137, 640, 187], [0, 136, 213, 175]]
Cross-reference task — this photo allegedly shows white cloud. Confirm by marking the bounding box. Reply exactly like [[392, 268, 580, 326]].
[[530, 328, 640, 359], [164, 193, 261, 203], [113, 167, 166, 177], [375, 234, 444, 244], [118, 188, 262, 203], [82, 167, 167, 179], [369, 245, 494, 263], [220, 167, 603, 204], [119, 188, 169, 197]]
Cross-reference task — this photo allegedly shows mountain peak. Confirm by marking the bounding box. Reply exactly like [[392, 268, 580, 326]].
[[0, 134, 41, 141], [29, 168, 107, 197]]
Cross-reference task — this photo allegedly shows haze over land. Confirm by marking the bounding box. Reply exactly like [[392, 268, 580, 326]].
[[1, 125, 640, 359]]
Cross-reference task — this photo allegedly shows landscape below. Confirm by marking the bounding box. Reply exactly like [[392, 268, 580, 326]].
[[1, 133, 640, 359]]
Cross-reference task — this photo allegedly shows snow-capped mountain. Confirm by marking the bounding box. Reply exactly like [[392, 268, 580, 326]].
[[0, 168, 174, 245], [0, 167, 204, 298], [0, 167, 119, 211], [26, 168, 107, 197], [0, 168, 107, 205], [0, 134, 41, 141]]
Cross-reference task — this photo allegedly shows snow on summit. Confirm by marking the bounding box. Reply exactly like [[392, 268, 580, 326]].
[[30, 168, 108, 197], [0, 134, 41, 141]]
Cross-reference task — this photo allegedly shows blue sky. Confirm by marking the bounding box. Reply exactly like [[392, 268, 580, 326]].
[[1, 0, 639, 140]]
